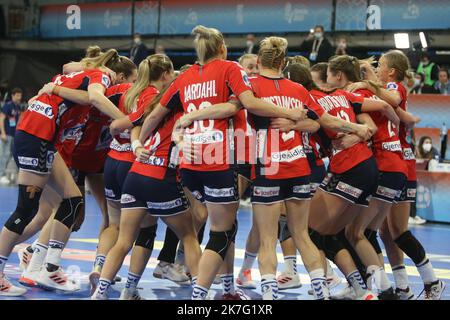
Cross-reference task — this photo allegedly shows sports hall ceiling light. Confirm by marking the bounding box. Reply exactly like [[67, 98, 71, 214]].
[[394, 33, 410, 49], [419, 32, 428, 48]]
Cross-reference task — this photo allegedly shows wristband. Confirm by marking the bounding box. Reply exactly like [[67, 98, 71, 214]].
[[131, 140, 143, 155]]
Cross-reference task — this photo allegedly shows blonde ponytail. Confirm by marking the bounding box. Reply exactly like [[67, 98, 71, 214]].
[[85, 46, 102, 58], [191, 25, 224, 64], [258, 36, 288, 70], [81, 48, 119, 69]]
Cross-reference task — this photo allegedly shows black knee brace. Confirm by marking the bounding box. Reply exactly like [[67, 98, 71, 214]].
[[365, 229, 382, 255], [135, 224, 158, 250], [4, 185, 43, 235], [395, 230, 426, 265], [205, 223, 237, 260], [54, 197, 84, 229], [323, 234, 346, 262], [309, 228, 324, 251], [278, 215, 291, 243]]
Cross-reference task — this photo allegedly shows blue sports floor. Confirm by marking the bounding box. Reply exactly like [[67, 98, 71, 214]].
[[0, 185, 449, 300]]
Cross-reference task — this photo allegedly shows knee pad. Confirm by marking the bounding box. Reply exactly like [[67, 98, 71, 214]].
[[54, 197, 84, 229], [322, 234, 346, 262], [135, 224, 158, 250], [205, 224, 237, 260], [309, 228, 324, 251], [394, 230, 426, 265], [364, 229, 382, 255], [4, 185, 43, 235], [278, 215, 291, 243]]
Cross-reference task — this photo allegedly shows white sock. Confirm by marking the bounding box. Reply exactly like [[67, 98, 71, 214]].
[[45, 239, 65, 267], [241, 251, 257, 271], [93, 254, 106, 271], [346, 270, 368, 297], [27, 243, 48, 271], [97, 278, 111, 296], [0, 255, 8, 274], [392, 264, 409, 290], [261, 274, 278, 300], [417, 258, 438, 284], [220, 273, 235, 295], [326, 259, 335, 278], [283, 255, 297, 275], [367, 265, 391, 292], [192, 284, 208, 300], [309, 268, 329, 299], [125, 271, 141, 290]]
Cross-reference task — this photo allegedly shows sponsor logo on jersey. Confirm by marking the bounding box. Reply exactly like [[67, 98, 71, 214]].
[[271, 145, 306, 163], [46, 152, 55, 169], [28, 101, 54, 119], [386, 82, 398, 90], [293, 184, 311, 194], [407, 188, 417, 199], [185, 131, 224, 145], [253, 186, 280, 197], [381, 140, 402, 152], [402, 147, 416, 160], [104, 188, 116, 198], [60, 124, 84, 144], [240, 69, 252, 88], [147, 198, 182, 210], [120, 193, 136, 204], [110, 139, 131, 152], [336, 182, 363, 198], [376, 185, 399, 199], [102, 74, 111, 88], [140, 155, 165, 166], [204, 186, 235, 198], [18, 156, 38, 167]]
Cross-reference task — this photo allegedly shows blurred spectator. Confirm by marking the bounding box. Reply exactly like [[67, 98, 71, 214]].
[[130, 33, 149, 66], [155, 44, 166, 55], [335, 37, 349, 56], [434, 69, 450, 95], [243, 34, 259, 54], [238, 54, 259, 77], [416, 135, 440, 167], [0, 87, 22, 185], [410, 73, 425, 94], [416, 52, 439, 93], [299, 25, 333, 63]]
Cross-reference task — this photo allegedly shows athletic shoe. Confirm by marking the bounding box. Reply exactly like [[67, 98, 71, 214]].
[[213, 275, 222, 285], [91, 288, 108, 300], [19, 268, 41, 287], [153, 262, 189, 283], [330, 284, 356, 300], [0, 176, 10, 185], [18, 246, 33, 271], [356, 290, 379, 300], [36, 266, 80, 292], [120, 288, 145, 300], [89, 269, 101, 295], [327, 272, 342, 290], [396, 287, 415, 300], [0, 274, 27, 296], [277, 272, 301, 290], [424, 280, 446, 300], [378, 287, 400, 300], [236, 269, 256, 289], [408, 216, 427, 225], [222, 289, 250, 300]]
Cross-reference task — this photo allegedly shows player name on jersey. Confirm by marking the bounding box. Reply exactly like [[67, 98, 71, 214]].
[[316, 95, 352, 112], [261, 96, 303, 109], [184, 80, 218, 103]]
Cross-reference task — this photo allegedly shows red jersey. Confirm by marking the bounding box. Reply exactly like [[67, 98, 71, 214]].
[[108, 85, 159, 163], [250, 75, 323, 180], [386, 82, 416, 181], [302, 132, 325, 167], [18, 69, 111, 142], [129, 110, 183, 180], [310, 89, 373, 174], [160, 60, 252, 172], [354, 88, 407, 176]]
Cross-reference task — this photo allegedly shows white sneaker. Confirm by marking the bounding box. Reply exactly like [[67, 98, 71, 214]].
[[0, 176, 10, 185], [330, 284, 356, 300], [91, 287, 108, 300], [396, 286, 415, 300], [236, 269, 256, 289], [18, 247, 33, 271], [19, 268, 41, 287], [327, 272, 342, 290], [36, 266, 80, 292], [213, 275, 222, 285], [277, 272, 301, 290], [409, 216, 427, 225], [424, 280, 446, 300], [356, 290, 379, 300], [0, 274, 27, 296], [153, 262, 189, 283], [120, 288, 145, 300]]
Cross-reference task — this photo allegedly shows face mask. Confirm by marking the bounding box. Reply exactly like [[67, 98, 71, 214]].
[[422, 143, 432, 153], [246, 40, 254, 47], [134, 38, 141, 45], [314, 32, 323, 40], [413, 78, 421, 87]]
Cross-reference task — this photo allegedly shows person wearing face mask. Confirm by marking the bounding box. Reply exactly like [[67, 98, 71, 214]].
[[130, 33, 149, 66], [416, 136, 441, 167], [299, 25, 333, 63], [434, 69, 450, 95], [243, 34, 259, 54], [416, 53, 439, 93]]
